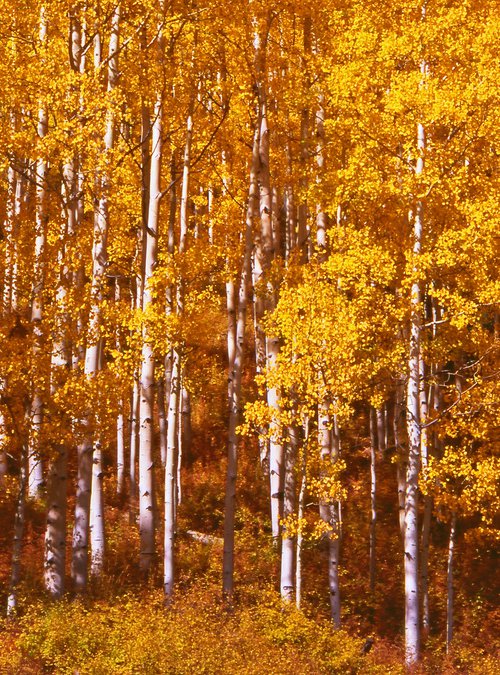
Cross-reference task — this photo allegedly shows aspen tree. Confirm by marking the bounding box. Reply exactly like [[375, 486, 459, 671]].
[[164, 91, 194, 597], [222, 128, 257, 598], [253, 12, 284, 543], [2, 163, 20, 315], [404, 117, 425, 669], [318, 403, 341, 628], [369, 407, 377, 595], [420, 351, 432, 638], [6, 439, 27, 616], [115, 280, 126, 496], [446, 512, 457, 653], [72, 4, 121, 587], [297, 14, 311, 261], [295, 416, 308, 609], [280, 420, 297, 602], [27, 7, 48, 499], [140, 85, 162, 577], [43, 140, 77, 596]]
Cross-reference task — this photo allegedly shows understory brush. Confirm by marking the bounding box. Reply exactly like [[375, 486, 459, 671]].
[[0, 587, 369, 674]]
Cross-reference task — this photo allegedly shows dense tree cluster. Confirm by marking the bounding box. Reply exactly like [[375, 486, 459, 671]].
[[0, 0, 498, 668]]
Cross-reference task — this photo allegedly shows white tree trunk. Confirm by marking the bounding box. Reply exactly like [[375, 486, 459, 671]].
[[157, 374, 167, 468], [318, 402, 341, 628], [369, 407, 377, 594], [222, 243, 250, 597], [115, 281, 126, 497], [44, 312, 68, 600], [267, 336, 284, 543], [72, 434, 92, 591], [88, 4, 120, 580], [129, 376, 140, 520], [404, 120, 425, 667], [296, 416, 309, 609], [28, 10, 48, 499], [315, 97, 327, 257], [164, 348, 180, 599], [43, 156, 75, 598], [280, 423, 297, 602], [7, 445, 27, 616], [43, 440, 67, 598], [90, 436, 105, 576], [394, 383, 406, 539], [163, 98, 193, 598], [2, 164, 18, 314], [139, 92, 162, 575], [446, 513, 457, 653], [297, 15, 311, 261], [73, 8, 119, 588], [222, 127, 257, 597]]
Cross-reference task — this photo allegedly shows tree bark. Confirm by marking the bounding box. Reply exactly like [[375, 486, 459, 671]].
[[28, 9, 49, 500], [164, 348, 179, 599], [318, 402, 341, 628], [404, 120, 425, 667], [139, 91, 162, 575], [7, 443, 27, 616], [296, 416, 308, 610], [280, 423, 297, 602], [369, 407, 377, 595], [446, 512, 457, 653], [222, 126, 257, 597], [90, 436, 105, 576]]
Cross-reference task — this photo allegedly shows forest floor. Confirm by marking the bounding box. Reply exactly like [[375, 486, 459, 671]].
[[0, 411, 498, 674]]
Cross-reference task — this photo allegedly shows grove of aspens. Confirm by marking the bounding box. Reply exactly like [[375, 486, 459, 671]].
[[0, 1, 498, 672]]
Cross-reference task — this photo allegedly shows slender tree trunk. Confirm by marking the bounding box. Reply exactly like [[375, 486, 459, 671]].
[[222, 128, 256, 597], [222, 277, 241, 597], [256, 25, 284, 543], [44, 440, 67, 598], [116, 400, 126, 497], [404, 120, 425, 666], [90, 435, 105, 576], [158, 374, 167, 468], [2, 164, 18, 314], [176, 378, 183, 511], [421, 493, 432, 639], [318, 402, 341, 628], [115, 280, 126, 497], [139, 91, 162, 575], [369, 407, 377, 594], [129, 377, 140, 521], [28, 10, 49, 499], [267, 337, 284, 544], [7, 444, 27, 616], [254, 36, 283, 539], [394, 382, 406, 539], [164, 95, 193, 599], [88, 4, 120, 581], [296, 417, 308, 609], [0, 436, 7, 486], [72, 434, 92, 591], [44, 163, 74, 597], [297, 15, 311, 261], [446, 513, 457, 653], [45, 308, 68, 596], [376, 406, 386, 458], [280, 423, 297, 602], [315, 96, 328, 257], [164, 348, 179, 599], [419, 352, 432, 639], [72, 8, 119, 588]]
